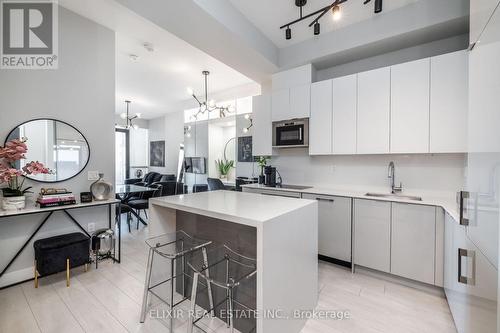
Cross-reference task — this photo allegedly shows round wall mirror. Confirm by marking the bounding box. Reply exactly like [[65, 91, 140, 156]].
[[5, 119, 90, 183]]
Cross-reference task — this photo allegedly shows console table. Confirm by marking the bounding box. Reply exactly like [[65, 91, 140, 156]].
[[0, 199, 121, 287]]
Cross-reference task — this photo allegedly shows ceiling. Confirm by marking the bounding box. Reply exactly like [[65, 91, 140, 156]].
[[59, 0, 256, 119], [229, 0, 420, 48]]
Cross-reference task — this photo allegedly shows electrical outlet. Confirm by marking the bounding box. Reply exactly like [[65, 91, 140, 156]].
[[88, 223, 96, 233], [88, 171, 99, 181]]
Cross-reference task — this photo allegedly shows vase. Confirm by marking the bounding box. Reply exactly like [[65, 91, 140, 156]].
[[220, 174, 227, 180], [2, 195, 26, 211], [90, 173, 113, 201]]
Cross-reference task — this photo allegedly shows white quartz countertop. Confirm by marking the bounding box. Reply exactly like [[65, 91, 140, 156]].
[[242, 183, 460, 222], [150, 190, 316, 226]]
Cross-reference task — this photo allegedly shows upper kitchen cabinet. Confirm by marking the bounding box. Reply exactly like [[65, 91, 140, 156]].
[[309, 80, 332, 155], [333, 74, 357, 155], [430, 50, 468, 153], [290, 84, 311, 119], [271, 88, 290, 121], [272, 85, 310, 122], [357, 67, 391, 154], [390, 58, 430, 153], [252, 94, 273, 156], [470, 0, 500, 44]]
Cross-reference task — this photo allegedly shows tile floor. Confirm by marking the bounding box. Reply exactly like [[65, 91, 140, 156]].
[[0, 219, 457, 333]]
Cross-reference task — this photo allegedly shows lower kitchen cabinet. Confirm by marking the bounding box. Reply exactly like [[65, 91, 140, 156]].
[[302, 194, 352, 263], [391, 203, 436, 284], [353, 199, 391, 273], [242, 187, 301, 198]]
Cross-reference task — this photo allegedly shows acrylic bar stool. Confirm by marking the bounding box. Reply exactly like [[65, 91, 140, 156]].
[[186, 245, 257, 333], [140, 231, 212, 330]]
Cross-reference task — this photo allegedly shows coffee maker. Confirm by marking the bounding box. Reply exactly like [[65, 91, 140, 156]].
[[264, 166, 277, 187]]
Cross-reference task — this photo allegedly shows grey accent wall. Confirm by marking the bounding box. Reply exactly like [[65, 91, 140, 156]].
[[316, 34, 469, 81], [0, 7, 115, 287]]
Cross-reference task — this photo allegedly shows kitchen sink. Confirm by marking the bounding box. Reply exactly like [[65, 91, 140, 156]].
[[365, 192, 423, 201]]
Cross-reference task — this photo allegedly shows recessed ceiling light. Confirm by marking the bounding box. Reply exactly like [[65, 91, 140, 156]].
[[129, 54, 139, 62]]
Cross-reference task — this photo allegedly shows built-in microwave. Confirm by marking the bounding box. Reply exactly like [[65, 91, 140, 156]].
[[272, 118, 309, 148]]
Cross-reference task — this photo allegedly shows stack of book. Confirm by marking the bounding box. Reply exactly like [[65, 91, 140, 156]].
[[37, 192, 76, 208]]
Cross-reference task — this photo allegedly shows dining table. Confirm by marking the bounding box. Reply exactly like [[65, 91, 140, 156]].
[[116, 184, 156, 226]]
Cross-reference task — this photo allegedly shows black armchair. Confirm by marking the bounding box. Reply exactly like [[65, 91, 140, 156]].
[[207, 178, 226, 191], [152, 181, 184, 196]]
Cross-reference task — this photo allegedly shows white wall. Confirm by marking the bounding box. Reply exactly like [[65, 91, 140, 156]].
[[148, 110, 184, 176], [0, 8, 115, 287], [269, 151, 465, 196]]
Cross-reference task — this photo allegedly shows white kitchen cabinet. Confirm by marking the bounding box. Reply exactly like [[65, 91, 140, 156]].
[[435, 208, 445, 287], [303, 194, 352, 262], [353, 199, 391, 273], [357, 67, 391, 154], [309, 80, 333, 155], [430, 51, 468, 153], [390, 58, 430, 153], [271, 88, 290, 121], [290, 84, 311, 119], [391, 203, 436, 284], [333, 74, 357, 155], [252, 95, 273, 156]]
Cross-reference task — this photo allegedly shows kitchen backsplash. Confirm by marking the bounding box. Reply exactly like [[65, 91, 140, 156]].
[[268, 149, 466, 195]]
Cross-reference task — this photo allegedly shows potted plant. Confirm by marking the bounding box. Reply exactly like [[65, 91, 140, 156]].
[[257, 156, 270, 184], [0, 138, 51, 210], [215, 159, 234, 180]]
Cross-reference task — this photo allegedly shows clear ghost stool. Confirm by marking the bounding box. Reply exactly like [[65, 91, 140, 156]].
[[140, 231, 212, 330], [186, 245, 257, 333]]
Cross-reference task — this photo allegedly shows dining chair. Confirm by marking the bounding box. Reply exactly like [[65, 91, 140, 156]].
[[127, 184, 163, 229]]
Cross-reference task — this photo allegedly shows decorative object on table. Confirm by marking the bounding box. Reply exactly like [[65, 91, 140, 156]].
[[279, 0, 383, 41], [33, 232, 90, 288], [150, 141, 165, 167], [5, 119, 90, 183], [80, 192, 93, 203], [257, 156, 270, 184], [120, 100, 142, 130], [238, 136, 254, 162], [187, 71, 235, 120], [242, 113, 253, 133], [0, 138, 51, 210], [135, 169, 143, 178], [90, 228, 115, 269], [215, 159, 234, 180], [37, 189, 76, 208], [90, 173, 113, 201]]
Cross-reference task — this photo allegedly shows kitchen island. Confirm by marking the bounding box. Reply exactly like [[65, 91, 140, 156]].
[[148, 190, 318, 333]]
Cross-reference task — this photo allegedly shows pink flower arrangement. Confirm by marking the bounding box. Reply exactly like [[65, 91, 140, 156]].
[[0, 138, 51, 197]]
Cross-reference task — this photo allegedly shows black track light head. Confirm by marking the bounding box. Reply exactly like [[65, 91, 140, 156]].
[[374, 0, 382, 13], [286, 27, 292, 40], [314, 22, 320, 35]]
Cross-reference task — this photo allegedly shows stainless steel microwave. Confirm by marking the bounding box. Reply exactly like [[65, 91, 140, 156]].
[[272, 118, 309, 148]]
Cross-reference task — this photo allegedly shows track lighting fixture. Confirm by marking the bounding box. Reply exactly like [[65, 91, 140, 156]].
[[313, 22, 320, 35], [331, 5, 341, 21], [280, 0, 383, 40]]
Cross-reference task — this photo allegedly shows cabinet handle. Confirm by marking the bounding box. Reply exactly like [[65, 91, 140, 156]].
[[299, 127, 303, 141], [316, 198, 334, 203], [458, 191, 470, 226], [458, 248, 476, 285]]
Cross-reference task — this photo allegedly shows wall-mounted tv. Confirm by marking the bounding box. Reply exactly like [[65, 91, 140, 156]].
[[184, 157, 206, 174]]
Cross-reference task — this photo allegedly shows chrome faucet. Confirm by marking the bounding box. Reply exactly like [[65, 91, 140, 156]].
[[388, 161, 403, 194]]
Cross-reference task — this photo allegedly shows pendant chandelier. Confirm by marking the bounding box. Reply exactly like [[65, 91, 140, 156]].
[[280, 0, 383, 40], [187, 71, 234, 120], [120, 100, 141, 129]]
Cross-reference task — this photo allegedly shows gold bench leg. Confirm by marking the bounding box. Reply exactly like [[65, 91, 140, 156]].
[[34, 260, 38, 288], [66, 259, 70, 287]]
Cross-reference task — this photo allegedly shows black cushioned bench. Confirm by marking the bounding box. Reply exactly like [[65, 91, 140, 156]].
[[33, 232, 90, 287]]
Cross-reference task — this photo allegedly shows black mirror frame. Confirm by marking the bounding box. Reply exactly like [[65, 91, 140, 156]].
[[4, 118, 91, 184]]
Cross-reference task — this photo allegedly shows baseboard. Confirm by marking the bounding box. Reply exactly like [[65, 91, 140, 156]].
[[318, 255, 351, 268]]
